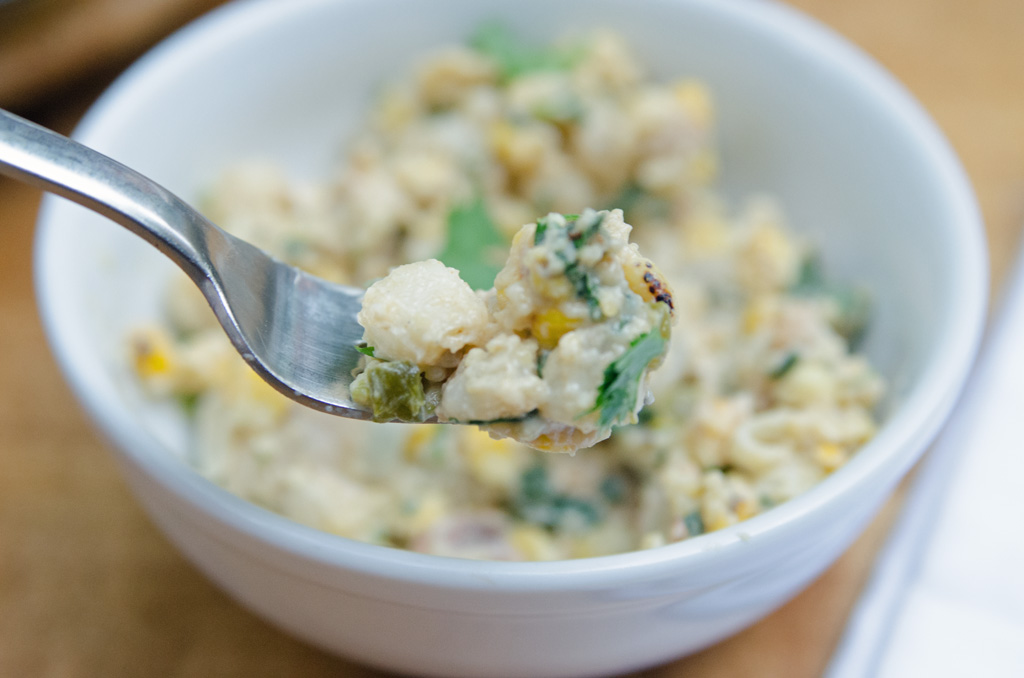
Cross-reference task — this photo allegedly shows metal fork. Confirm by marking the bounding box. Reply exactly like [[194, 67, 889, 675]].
[[0, 108, 375, 420]]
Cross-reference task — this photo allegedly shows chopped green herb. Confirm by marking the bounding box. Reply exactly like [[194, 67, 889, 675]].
[[350, 360, 432, 423], [532, 93, 585, 124], [792, 253, 827, 294], [355, 344, 376, 357], [603, 183, 669, 222], [831, 288, 872, 350], [533, 216, 550, 245], [511, 464, 602, 531], [562, 260, 602, 319], [769, 352, 799, 379], [520, 464, 549, 501], [437, 197, 507, 290], [604, 183, 645, 214], [791, 253, 872, 349], [283, 238, 309, 260], [683, 510, 705, 537], [537, 350, 549, 378], [637, 406, 656, 426], [469, 22, 582, 82], [590, 328, 668, 428], [570, 211, 605, 249], [599, 473, 628, 504], [177, 392, 201, 417]]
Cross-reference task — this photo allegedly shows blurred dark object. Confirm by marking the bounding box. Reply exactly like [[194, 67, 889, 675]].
[[0, 0, 230, 113]]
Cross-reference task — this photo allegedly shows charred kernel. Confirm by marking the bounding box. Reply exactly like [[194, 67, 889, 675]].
[[642, 273, 674, 311], [624, 257, 674, 314]]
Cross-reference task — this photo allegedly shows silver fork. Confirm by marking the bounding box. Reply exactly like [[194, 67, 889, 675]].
[[0, 108, 376, 420]]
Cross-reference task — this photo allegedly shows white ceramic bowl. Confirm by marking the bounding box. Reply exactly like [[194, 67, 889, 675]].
[[34, 0, 986, 676]]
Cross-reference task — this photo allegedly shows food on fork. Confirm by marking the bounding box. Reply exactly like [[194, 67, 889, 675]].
[[352, 209, 674, 453]]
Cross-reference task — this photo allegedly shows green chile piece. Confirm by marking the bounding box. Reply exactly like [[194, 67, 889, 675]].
[[351, 359, 432, 423]]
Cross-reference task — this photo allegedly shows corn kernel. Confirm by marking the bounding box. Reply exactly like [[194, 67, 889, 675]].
[[460, 428, 523, 491], [673, 80, 714, 131], [530, 433, 556, 452], [706, 513, 735, 533], [683, 217, 730, 256], [403, 426, 438, 462], [687, 149, 718, 184], [510, 525, 558, 560], [622, 257, 673, 309], [131, 329, 174, 378], [735, 498, 758, 522], [531, 308, 583, 350], [408, 492, 447, 533], [375, 88, 416, 133], [742, 296, 776, 334], [224, 364, 290, 418], [137, 348, 171, 378], [490, 121, 542, 177], [815, 442, 847, 473]]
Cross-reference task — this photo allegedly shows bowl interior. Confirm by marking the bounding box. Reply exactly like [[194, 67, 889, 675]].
[[35, 0, 983, 557]]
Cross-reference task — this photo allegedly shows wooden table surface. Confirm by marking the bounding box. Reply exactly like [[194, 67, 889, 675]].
[[1, 0, 1021, 675]]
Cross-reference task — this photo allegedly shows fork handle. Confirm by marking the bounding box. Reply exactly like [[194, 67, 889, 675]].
[[0, 108, 225, 286]]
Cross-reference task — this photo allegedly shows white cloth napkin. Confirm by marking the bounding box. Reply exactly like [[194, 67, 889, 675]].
[[827, 242, 1024, 677]]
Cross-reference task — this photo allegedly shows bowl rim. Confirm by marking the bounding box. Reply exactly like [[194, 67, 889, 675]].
[[34, 0, 987, 589]]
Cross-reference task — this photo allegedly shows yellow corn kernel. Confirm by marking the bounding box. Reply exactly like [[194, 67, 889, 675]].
[[224, 364, 290, 418], [490, 121, 542, 177], [706, 512, 735, 533], [741, 296, 776, 334], [531, 308, 583, 350], [131, 329, 174, 378], [510, 524, 558, 561], [750, 223, 793, 264], [673, 80, 714, 131], [461, 428, 523, 491], [136, 348, 171, 378], [403, 426, 439, 462], [682, 216, 730, 256], [815, 442, 847, 473], [735, 498, 759, 522], [530, 433, 557, 452], [622, 256, 673, 309], [374, 88, 416, 133], [687, 149, 719, 184], [408, 492, 447, 533]]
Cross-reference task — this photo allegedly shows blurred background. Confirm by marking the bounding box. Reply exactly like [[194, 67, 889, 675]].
[[1, 0, 1021, 676]]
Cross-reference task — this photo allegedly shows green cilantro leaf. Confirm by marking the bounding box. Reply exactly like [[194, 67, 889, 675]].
[[177, 392, 201, 417], [534, 215, 550, 245], [563, 260, 602, 320], [683, 510, 705, 537], [590, 329, 667, 428], [469, 22, 582, 82], [355, 345, 376, 357], [570, 211, 604, 249], [438, 197, 507, 290], [791, 253, 872, 349], [511, 463, 602, 531], [769, 352, 799, 379]]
